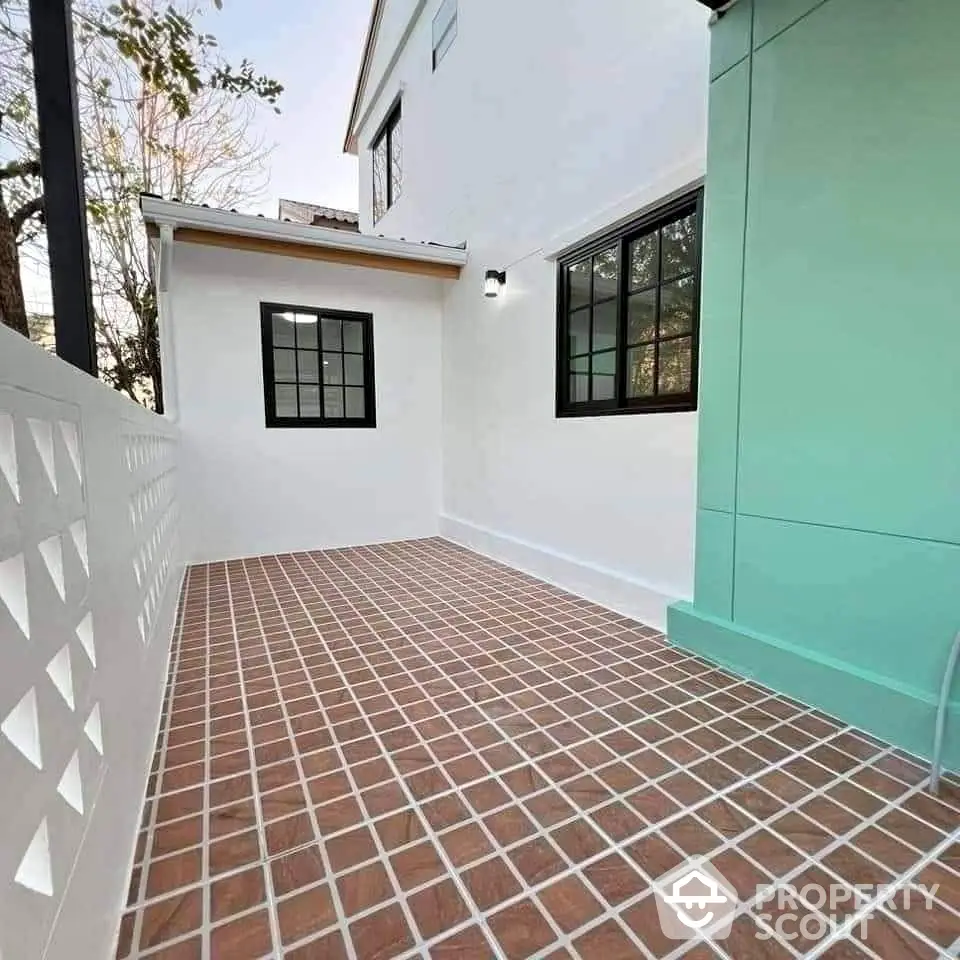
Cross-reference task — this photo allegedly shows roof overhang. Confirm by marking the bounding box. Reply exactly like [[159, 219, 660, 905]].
[[140, 196, 467, 280], [343, 0, 386, 155], [694, 0, 741, 11]]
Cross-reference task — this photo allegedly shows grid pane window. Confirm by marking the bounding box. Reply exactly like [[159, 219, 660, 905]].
[[261, 304, 376, 428], [557, 191, 702, 416], [372, 102, 402, 224]]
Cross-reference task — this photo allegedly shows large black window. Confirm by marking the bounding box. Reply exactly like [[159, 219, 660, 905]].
[[556, 191, 703, 417], [372, 102, 402, 224], [261, 304, 376, 428]]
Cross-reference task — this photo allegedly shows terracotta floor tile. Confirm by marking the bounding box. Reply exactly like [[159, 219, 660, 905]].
[[662, 815, 723, 857], [582, 851, 648, 906], [285, 930, 350, 960], [483, 805, 536, 847], [408, 878, 471, 940], [429, 924, 496, 958], [271, 844, 325, 897], [151, 816, 203, 858], [620, 895, 680, 957], [325, 825, 378, 874], [448, 799, 506, 856], [461, 856, 522, 910], [821, 844, 894, 886], [208, 828, 263, 877], [423, 794, 471, 831], [117, 542, 954, 959], [145, 850, 202, 899], [210, 909, 274, 959], [145, 936, 202, 959], [853, 911, 940, 959], [590, 801, 644, 843], [525, 789, 577, 828], [769, 811, 834, 856], [277, 884, 337, 947], [624, 834, 684, 880], [488, 899, 557, 959], [349, 903, 415, 960], [572, 919, 641, 960], [210, 864, 266, 922], [508, 837, 567, 885], [261, 782, 308, 822], [538, 874, 604, 932], [375, 809, 426, 851], [140, 889, 203, 950], [390, 840, 446, 891], [336, 861, 395, 916], [266, 811, 315, 857]]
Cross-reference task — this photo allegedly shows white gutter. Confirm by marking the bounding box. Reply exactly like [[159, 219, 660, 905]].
[[140, 196, 469, 268]]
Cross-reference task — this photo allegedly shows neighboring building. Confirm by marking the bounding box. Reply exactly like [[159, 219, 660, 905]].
[[143, 0, 960, 767], [278, 198, 360, 232]]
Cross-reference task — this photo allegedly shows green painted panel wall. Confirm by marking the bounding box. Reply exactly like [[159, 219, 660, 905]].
[[696, 62, 750, 514], [672, 0, 960, 766], [693, 509, 735, 619], [734, 515, 960, 696], [753, 0, 824, 46], [738, 0, 960, 544], [710, 0, 753, 79]]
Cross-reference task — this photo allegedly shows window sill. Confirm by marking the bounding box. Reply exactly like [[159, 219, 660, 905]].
[[556, 400, 696, 419]]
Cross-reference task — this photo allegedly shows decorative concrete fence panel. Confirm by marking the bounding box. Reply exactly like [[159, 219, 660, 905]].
[[0, 326, 183, 959]]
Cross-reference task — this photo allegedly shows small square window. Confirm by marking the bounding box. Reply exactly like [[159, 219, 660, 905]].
[[556, 191, 703, 417], [261, 304, 376, 428]]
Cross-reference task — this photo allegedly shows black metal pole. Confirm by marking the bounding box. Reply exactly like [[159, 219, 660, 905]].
[[28, 0, 97, 376]]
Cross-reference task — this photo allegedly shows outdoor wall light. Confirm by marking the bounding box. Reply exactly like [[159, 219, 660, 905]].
[[484, 270, 506, 298]]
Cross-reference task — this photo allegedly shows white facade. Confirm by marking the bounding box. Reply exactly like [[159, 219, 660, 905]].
[[167, 240, 449, 563], [0, 326, 182, 960], [351, 0, 711, 626]]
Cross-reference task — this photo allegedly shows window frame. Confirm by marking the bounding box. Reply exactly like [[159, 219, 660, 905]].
[[432, 0, 458, 70], [260, 302, 377, 429], [372, 100, 402, 224], [555, 189, 704, 419]]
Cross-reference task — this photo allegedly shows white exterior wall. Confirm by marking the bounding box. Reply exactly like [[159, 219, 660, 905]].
[[168, 241, 445, 563], [354, 0, 711, 626], [0, 327, 182, 960]]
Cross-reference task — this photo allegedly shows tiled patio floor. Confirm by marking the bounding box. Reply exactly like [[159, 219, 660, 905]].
[[117, 538, 960, 959]]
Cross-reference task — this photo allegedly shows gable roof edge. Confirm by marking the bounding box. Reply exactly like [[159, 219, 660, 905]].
[[343, 0, 386, 156], [343, 0, 428, 155]]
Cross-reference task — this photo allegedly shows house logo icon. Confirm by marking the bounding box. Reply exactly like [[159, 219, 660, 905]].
[[654, 859, 738, 940]]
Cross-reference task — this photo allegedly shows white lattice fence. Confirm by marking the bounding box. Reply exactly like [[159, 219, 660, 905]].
[[0, 327, 183, 960]]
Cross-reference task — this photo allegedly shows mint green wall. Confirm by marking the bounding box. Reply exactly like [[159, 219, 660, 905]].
[[670, 0, 960, 768]]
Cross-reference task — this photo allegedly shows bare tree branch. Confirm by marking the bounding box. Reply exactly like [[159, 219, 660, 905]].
[[11, 193, 41, 235]]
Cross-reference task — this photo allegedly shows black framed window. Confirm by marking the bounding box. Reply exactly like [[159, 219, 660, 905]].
[[556, 190, 703, 417], [372, 102, 402, 224], [260, 304, 376, 428], [432, 0, 457, 70]]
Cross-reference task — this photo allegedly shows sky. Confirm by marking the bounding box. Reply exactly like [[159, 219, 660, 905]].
[[211, 0, 369, 215], [21, 0, 369, 312]]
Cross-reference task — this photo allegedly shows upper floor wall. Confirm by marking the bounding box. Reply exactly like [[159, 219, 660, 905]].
[[350, 0, 711, 255]]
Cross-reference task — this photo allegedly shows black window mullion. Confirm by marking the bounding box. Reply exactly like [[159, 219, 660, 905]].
[[386, 124, 393, 208], [653, 225, 663, 396], [616, 237, 628, 406], [554, 188, 702, 418], [587, 256, 594, 399]]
